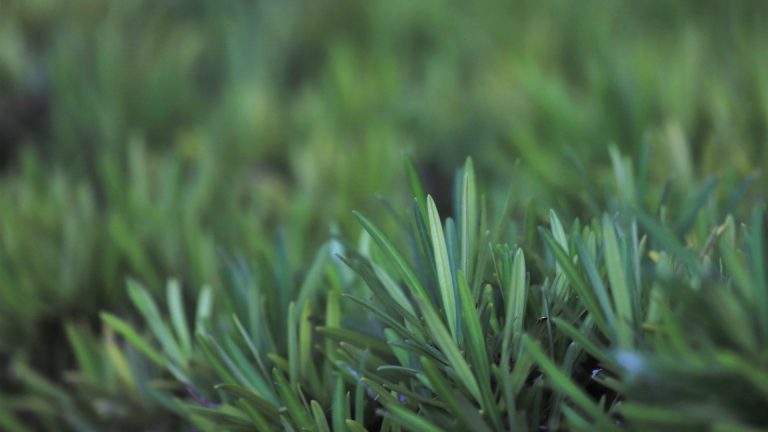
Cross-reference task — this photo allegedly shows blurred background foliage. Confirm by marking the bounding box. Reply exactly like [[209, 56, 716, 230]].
[[1, 0, 767, 429]]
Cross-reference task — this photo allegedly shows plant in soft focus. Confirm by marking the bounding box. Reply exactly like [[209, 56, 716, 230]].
[[47, 156, 763, 431], [100, 240, 358, 431], [3, 1, 768, 429], [4, 324, 188, 431]]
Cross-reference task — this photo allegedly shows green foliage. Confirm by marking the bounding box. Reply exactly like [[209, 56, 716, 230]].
[[7, 323, 187, 431], [94, 242, 360, 431], [26, 157, 760, 431], [2, 0, 768, 430]]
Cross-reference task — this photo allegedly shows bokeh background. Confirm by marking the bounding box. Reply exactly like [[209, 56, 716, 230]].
[[1, 0, 767, 429]]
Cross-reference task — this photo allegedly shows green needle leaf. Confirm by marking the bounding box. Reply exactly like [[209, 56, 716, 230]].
[[602, 216, 634, 348], [415, 294, 482, 404], [427, 195, 459, 339], [354, 211, 429, 300], [100, 312, 165, 367]]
